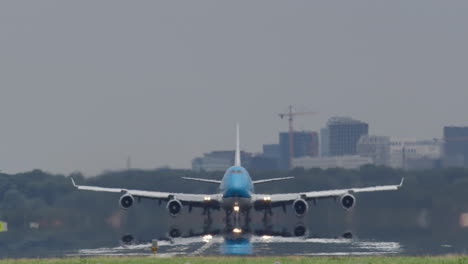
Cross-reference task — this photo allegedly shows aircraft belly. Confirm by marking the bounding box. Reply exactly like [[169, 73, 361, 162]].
[[222, 197, 252, 210]]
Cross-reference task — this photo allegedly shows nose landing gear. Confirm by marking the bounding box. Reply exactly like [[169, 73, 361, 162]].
[[224, 204, 251, 231]]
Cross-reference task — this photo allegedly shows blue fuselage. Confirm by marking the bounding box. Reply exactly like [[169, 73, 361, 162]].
[[219, 166, 254, 199]]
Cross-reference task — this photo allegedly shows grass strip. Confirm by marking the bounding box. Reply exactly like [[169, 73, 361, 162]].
[[1, 255, 468, 264]]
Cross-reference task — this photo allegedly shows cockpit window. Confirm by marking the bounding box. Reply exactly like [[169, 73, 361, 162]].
[[231, 170, 242, 174]]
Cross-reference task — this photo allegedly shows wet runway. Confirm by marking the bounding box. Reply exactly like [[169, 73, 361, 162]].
[[3, 207, 468, 258], [73, 218, 468, 257], [77, 235, 403, 257], [64, 206, 468, 258]]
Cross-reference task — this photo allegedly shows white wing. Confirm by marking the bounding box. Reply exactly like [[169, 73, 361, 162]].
[[182, 177, 222, 184], [252, 177, 294, 184], [71, 178, 222, 204], [254, 178, 404, 204]]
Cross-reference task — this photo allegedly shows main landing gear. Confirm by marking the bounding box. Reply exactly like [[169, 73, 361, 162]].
[[224, 204, 251, 231], [202, 206, 213, 226]]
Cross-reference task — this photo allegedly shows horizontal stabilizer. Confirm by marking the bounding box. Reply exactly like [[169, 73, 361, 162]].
[[252, 177, 294, 185], [182, 177, 222, 184]]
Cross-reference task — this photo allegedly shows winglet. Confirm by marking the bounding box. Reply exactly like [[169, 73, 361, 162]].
[[235, 123, 241, 166], [399, 177, 405, 188], [71, 178, 76, 187]]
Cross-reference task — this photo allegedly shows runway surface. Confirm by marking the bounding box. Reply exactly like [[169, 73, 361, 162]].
[[74, 226, 468, 257], [77, 235, 404, 257]]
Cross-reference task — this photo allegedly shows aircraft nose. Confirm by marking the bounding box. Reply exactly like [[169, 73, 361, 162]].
[[223, 175, 250, 198]]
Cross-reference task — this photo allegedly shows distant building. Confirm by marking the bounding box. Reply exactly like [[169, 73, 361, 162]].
[[357, 135, 390, 166], [292, 155, 372, 170], [279, 131, 319, 169], [327, 117, 369, 156], [262, 144, 281, 161], [389, 138, 442, 169], [444, 126, 468, 167], [250, 155, 278, 170], [192, 156, 230, 172], [245, 144, 282, 170], [320, 127, 329, 157], [192, 151, 253, 172]]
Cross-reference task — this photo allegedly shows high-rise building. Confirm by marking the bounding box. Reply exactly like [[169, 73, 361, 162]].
[[444, 126, 468, 167], [357, 135, 390, 166], [279, 131, 319, 169], [327, 117, 369, 156]]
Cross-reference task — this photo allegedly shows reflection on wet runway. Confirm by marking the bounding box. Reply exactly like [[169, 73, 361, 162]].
[[78, 237, 402, 256], [76, 223, 402, 257]]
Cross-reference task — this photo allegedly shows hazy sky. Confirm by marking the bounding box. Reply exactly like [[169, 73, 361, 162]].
[[1, 1, 467, 175]]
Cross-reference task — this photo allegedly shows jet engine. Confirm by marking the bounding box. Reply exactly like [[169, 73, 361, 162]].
[[167, 199, 183, 217], [340, 193, 356, 210], [292, 199, 308, 217], [119, 194, 134, 209], [294, 224, 307, 237], [168, 227, 181, 238], [121, 234, 135, 245]]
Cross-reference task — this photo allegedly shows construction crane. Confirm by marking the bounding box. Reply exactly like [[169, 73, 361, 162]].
[[278, 105, 316, 169]]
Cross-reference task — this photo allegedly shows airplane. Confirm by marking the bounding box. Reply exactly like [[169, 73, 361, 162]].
[[72, 124, 404, 222]]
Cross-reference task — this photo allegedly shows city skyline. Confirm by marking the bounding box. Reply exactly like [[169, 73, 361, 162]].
[[1, 1, 468, 175]]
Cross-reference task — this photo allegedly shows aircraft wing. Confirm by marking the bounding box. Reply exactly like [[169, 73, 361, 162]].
[[253, 178, 404, 204], [71, 178, 222, 204], [182, 177, 222, 184], [252, 177, 294, 184]]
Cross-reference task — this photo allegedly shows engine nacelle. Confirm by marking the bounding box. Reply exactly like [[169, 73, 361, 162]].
[[292, 199, 308, 217], [294, 224, 308, 237], [121, 234, 135, 245], [168, 227, 181, 238], [119, 194, 134, 209], [167, 199, 183, 217], [340, 193, 356, 210]]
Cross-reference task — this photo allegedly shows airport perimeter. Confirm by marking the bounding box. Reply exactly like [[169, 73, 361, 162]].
[[2, 256, 468, 264]]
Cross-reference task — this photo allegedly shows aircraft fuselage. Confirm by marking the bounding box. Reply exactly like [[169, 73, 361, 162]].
[[219, 166, 253, 212]]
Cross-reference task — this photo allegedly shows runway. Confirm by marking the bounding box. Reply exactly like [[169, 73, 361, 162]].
[[76, 235, 403, 257]]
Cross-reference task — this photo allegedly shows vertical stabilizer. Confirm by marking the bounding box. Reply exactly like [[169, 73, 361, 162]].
[[235, 123, 241, 166]]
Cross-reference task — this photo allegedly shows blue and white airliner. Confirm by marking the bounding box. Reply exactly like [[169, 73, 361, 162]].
[[72, 125, 403, 220]]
